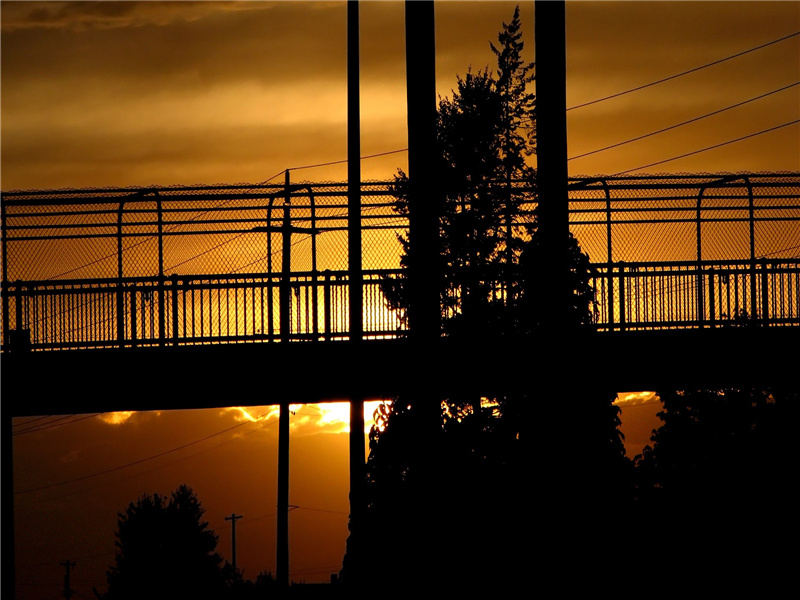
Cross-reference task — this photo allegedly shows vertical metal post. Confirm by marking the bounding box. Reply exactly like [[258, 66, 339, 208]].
[[130, 288, 137, 347], [405, 0, 440, 344], [281, 171, 292, 342], [349, 0, 363, 345], [277, 402, 290, 589], [171, 274, 179, 346], [535, 0, 570, 331], [602, 180, 614, 328], [309, 188, 319, 337], [156, 193, 165, 345], [2, 408, 15, 599], [267, 195, 275, 340], [618, 262, 626, 331], [748, 176, 758, 321], [696, 189, 705, 327], [708, 268, 716, 326], [347, 3, 366, 582], [404, 1, 442, 576], [14, 282, 23, 337], [533, 1, 572, 576], [117, 201, 126, 347], [2, 199, 10, 350], [761, 259, 769, 325]]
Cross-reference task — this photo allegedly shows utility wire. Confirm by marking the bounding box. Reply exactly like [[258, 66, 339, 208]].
[[12, 415, 57, 428], [12, 414, 102, 436], [567, 30, 800, 111], [613, 119, 800, 176], [257, 148, 408, 185], [21, 410, 281, 506], [15, 410, 276, 496], [569, 81, 800, 161]]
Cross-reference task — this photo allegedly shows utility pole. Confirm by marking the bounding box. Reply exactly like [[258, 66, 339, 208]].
[[347, 0, 367, 585], [60, 560, 75, 600], [225, 513, 243, 575], [277, 402, 289, 589]]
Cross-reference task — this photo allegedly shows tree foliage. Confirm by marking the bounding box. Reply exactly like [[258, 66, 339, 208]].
[[345, 7, 629, 589], [627, 387, 796, 590], [101, 485, 226, 600], [383, 7, 538, 338]]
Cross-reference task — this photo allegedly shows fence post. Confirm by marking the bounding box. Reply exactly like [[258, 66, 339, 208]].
[[2, 200, 10, 350], [618, 262, 626, 332], [171, 274, 180, 347], [117, 281, 125, 348], [697, 266, 705, 329], [130, 285, 138, 347], [324, 270, 332, 341], [117, 200, 126, 348], [696, 189, 704, 329], [761, 259, 769, 326], [750, 259, 759, 323], [14, 280, 23, 336], [10, 280, 30, 352], [708, 268, 715, 327], [280, 171, 292, 342]]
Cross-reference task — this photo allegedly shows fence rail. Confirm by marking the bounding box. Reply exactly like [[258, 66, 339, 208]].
[[3, 270, 406, 351], [3, 173, 798, 351], [4, 259, 798, 351], [591, 259, 800, 331]]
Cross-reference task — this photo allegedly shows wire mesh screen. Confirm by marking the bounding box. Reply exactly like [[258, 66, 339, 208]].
[[2, 173, 798, 349]]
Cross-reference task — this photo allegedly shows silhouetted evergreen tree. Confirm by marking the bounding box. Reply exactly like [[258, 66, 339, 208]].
[[100, 485, 226, 600], [628, 387, 796, 591], [344, 7, 630, 590]]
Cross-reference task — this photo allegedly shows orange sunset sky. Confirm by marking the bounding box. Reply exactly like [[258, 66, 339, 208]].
[[3, 1, 799, 597]]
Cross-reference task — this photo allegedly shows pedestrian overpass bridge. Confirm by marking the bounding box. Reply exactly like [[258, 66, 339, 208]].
[[2, 173, 798, 414]]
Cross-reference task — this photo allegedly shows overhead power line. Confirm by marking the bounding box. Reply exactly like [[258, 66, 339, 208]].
[[15, 409, 276, 496], [613, 119, 800, 175], [568, 30, 800, 111], [259, 148, 408, 184], [569, 81, 800, 161], [12, 414, 101, 436]]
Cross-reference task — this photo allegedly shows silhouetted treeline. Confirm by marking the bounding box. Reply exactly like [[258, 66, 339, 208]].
[[341, 6, 796, 593], [96, 485, 276, 600], [343, 7, 628, 591], [626, 387, 797, 592]]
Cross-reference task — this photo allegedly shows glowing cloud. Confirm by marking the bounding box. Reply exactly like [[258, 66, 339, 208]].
[[98, 411, 136, 425], [614, 391, 659, 408], [224, 402, 380, 435]]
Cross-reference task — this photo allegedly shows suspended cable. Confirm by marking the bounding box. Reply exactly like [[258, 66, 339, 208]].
[[12, 414, 102, 436], [569, 81, 800, 161], [287, 148, 409, 173], [15, 409, 276, 496], [613, 119, 800, 175], [21, 411, 282, 507], [567, 30, 800, 111]]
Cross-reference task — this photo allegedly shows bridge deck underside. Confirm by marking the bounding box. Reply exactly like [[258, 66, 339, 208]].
[[2, 327, 795, 417]]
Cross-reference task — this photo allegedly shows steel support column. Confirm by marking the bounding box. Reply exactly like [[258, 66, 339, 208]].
[[277, 402, 290, 588], [347, 1, 367, 584], [405, 0, 439, 345]]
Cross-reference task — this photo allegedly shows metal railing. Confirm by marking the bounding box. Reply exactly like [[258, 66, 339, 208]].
[[2, 173, 798, 351], [591, 259, 800, 331], [3, 270, 406, 351]]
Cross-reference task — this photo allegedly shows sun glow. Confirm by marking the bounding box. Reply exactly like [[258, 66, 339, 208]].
[[614, 391, 659, 407], [224, 402, 383, 434], [99, 411, 136, 425]]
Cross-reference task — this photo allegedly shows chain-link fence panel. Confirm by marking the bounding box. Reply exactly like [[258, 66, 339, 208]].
[[2, 173, 798, 349]]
